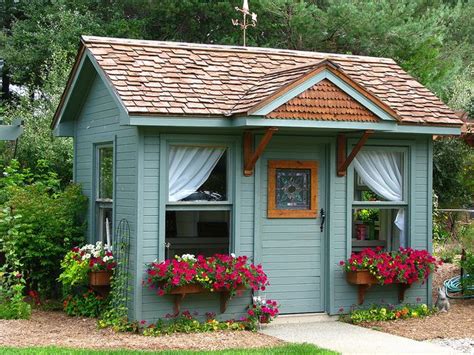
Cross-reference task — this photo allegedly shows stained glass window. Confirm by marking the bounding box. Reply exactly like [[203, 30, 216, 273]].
[[267, 160, 318, 219], [275, 169, 311, 210]]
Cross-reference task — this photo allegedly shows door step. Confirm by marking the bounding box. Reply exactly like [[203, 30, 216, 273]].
[[270, 313, 337, 325]]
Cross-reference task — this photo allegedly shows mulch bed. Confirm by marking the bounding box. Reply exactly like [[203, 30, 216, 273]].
[[357, 262, 474, 340], [0, 310, 283, 351]]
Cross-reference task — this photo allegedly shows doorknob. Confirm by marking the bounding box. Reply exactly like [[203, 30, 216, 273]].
[[320, 208, 326, 232]]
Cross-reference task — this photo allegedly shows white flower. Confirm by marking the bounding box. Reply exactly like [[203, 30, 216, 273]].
[[82, 253, 91, 261], [93, 251, 100, 258], [3, 172, 8, 177], [103, 256, 109, 262], [231, 253, 236, 258], [181, 254, 196, 261]]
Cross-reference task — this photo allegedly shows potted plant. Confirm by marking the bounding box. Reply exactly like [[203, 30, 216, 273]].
[[144, 253, 269, 313], [63, 242, 117, 287], [355, 209, 379, 240]]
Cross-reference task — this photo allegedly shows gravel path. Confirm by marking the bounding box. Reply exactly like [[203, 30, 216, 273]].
[[428, 338, 474, 354], [0, 310, 283, 351]]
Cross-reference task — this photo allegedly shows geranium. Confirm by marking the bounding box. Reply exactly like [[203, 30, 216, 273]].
[[340, 247, 440, 285], [247, 296, 279, 324], [144, 254, 269, 297]]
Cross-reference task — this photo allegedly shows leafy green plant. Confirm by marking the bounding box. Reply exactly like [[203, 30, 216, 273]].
[[58, 250, 89, 290], [344, 303, 436, 324], [460, 251, 474, 294], [0, 160, 87, 297], [98, 238, 132, 332], [0, 266, 31, 320], [62, 289, 107, 318], [142, 311, 249, 336]]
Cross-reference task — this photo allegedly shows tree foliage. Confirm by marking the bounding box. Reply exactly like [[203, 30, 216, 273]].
[[0, 0, 472, 187]]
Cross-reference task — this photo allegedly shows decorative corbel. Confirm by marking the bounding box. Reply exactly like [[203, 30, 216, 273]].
[[243, 127, 278, 176], [337, 130, 374, 177]]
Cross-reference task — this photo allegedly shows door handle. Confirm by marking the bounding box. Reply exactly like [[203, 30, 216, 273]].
[[320, 208, 326, 232]]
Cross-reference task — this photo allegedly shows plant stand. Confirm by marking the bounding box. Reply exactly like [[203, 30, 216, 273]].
[[165, 284, 246, 314], [346, 270, 410, 305]]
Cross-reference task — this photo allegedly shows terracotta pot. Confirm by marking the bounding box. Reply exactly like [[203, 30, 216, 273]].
[[346, 269, 378, 285], [89, 270, 112, 286]]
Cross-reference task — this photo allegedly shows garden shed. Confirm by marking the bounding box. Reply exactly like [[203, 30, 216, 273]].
[[52, 36, 462, 323]]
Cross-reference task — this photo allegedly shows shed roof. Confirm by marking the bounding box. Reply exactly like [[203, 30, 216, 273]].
[[53, 36, 462, 128]]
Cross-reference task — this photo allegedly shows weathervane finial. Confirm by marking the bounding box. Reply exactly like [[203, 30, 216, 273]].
[[232, 0, 257, 47]]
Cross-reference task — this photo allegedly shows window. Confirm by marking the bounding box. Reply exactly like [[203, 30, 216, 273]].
[[351, 149, 407, 252], [267, 160, 318, 218], [166, 145, 230, 258], [96, 145, 113, 245]]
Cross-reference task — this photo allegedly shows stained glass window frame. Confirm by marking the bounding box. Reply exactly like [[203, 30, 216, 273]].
[[267, 160, 318, 218]]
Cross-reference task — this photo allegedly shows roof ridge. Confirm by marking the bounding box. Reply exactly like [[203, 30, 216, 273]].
[[81, 35, 397, 65]]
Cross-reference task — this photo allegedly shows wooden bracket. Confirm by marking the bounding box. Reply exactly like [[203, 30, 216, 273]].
[[337, 130, 374, 177], [243, 127, 278, 176]]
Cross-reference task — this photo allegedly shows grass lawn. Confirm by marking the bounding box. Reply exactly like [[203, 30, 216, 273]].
[[0, 344, 338, 354]]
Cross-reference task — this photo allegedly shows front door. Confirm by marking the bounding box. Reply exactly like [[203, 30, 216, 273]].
[[259, 137, 326, 313]]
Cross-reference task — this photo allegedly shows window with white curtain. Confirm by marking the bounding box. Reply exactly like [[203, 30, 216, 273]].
[[351, 149, 408, 252], [96, 144, 113, 245], [165, 145, 230, 258]]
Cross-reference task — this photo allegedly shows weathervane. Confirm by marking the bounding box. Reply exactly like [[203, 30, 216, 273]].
[[232, 0, 257, 47]]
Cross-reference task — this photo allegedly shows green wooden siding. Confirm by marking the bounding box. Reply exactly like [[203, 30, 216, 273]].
[[73, 74, 139, 319], [72, 77, 433, 320]]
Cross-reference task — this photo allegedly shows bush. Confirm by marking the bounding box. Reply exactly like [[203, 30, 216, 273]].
[[461, 251, 474, 294], [63, 289, 107, 318], [0, 267, 32, 320], [0, 160, 87, 297]]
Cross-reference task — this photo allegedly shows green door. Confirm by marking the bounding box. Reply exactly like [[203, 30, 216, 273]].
[[259, 137, 326, 313]]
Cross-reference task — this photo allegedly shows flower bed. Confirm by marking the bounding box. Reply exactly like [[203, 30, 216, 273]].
[[344, 303, 436, 323], [144, 254, 268, 297], [340, 247, 440, 285]]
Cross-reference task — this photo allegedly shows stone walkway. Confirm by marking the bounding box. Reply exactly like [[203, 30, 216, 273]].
[[261, 317, 463, 355]]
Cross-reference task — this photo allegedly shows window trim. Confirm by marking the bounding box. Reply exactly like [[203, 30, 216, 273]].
[[347, 142, 411, 253], [94, 142, 114, 244], [159, 135, 240, 261]]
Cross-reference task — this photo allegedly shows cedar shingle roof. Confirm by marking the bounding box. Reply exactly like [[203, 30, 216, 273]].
[[78, 36, 461, 126], [267, 79, 379, 122]]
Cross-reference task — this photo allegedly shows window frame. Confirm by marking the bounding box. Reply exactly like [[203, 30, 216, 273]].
[[94, 143, 114, 244], [347, 144, 410, 252], [159, 135, 240, 261], [267, 160, 319, 218]]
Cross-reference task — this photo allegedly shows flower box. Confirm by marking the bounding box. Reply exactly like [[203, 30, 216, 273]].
[[89, 270, 112, 287], [161, 282, 247, 314], [345, 269, 378, 285], [345, 269, 410, 305]]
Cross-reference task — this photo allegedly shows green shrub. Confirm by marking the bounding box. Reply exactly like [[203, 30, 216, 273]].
[[0, 160, 87, 297], [142, 311, 249, 336], [0, 267, 31, 320], [344, 304, 436, 324], [63, 289, 107, 318], [461, 251, 474, 294]]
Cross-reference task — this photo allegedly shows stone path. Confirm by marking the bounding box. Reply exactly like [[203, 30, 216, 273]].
[[261, 318, 464, 355]]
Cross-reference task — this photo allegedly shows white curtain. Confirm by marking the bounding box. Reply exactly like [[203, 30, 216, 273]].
[[354, 151, 406, 247], [168, 146, 225, 202]]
